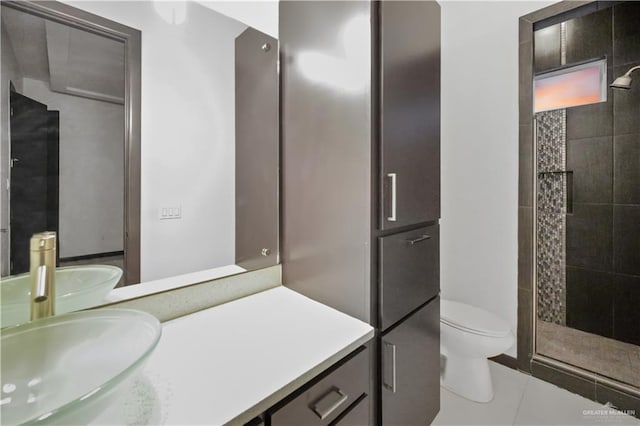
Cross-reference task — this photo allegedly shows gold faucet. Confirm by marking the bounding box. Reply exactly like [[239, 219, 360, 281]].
[[30, 232, 56, 321]]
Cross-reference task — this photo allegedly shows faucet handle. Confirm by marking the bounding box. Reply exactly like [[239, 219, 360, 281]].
[[30, 231, 57, 251], [30, 232, 57, 321]]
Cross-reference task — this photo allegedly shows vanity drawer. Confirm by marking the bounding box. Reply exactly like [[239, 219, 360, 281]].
[[379, 224, 439, 330], [269, 347, 370, 426], [333, 395, 369, 425]]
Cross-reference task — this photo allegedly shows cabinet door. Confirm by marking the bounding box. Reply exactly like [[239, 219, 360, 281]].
[[379, 0, 441, 230], [379, 225, 439, 330], [381, 298, 440, 426]]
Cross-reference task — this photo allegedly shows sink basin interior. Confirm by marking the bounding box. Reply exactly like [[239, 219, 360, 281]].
[[1, 265, 123, 327], [0, 309, 161, 425]]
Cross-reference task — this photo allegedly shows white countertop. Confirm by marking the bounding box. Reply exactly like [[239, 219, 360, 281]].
[[95, 286, 374, 425]]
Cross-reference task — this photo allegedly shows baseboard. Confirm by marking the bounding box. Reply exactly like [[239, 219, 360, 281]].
[[490, 353, 519, 371], [60, 250, 124, 262], [531, 355, 640, 419]]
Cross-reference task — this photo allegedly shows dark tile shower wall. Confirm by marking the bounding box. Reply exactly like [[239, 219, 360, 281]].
[[534, 24, 561, 72], [535, 3, 640, 346]]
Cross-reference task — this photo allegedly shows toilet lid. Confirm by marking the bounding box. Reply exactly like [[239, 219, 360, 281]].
[[441, 300, 511, 338]]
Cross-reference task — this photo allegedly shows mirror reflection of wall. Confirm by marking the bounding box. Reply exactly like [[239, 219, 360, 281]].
[[0, 1, 278, 297], [1, 8, 125, 282]]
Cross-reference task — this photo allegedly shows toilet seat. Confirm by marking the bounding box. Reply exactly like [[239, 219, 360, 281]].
[[441, 299, 511, 338]]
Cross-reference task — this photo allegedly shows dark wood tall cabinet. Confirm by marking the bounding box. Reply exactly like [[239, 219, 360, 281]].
[[379, 1, 441, 231], [281, 1, 441, 425]]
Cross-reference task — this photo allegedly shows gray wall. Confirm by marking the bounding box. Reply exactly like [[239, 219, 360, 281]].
[[21, 78, 124, 258], [1, 22, 23, 275]]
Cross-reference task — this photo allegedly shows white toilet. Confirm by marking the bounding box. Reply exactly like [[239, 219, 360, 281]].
[[440, 299, 515, 403]]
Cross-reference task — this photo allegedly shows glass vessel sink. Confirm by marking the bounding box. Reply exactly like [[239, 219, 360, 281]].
[[0, 265, 122, 327], [0, 309, 161, 425]]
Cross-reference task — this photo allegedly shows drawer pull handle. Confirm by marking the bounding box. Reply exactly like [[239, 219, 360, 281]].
[[387, 173, 397, 222], [406, 234, 431, 245], [382, 341, 397, 393], [311, 387, 349, 420]]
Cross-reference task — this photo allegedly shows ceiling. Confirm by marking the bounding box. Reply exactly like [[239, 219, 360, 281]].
[[1, 6, 125, 104]]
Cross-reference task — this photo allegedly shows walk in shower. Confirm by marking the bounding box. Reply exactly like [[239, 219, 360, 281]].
[[529, 1, 639, 394]]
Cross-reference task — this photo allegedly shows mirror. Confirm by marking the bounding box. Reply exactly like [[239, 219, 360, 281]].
[[0, 0, 279, 322]]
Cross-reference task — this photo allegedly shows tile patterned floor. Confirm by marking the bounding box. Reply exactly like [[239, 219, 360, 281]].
[[537, 320, 640, 388], [433, 361, 640, 426]]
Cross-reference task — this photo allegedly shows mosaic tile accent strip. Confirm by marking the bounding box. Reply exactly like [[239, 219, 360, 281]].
[[536, 109, 567, 325], [536, 109, 566, 172]]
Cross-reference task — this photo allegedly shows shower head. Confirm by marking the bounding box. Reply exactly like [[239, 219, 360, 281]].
[[611, 75, 632, 89], [611, 65, 640, 90]]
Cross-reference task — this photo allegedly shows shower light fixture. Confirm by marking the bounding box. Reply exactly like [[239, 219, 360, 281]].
[[611, 65, 640, 90]]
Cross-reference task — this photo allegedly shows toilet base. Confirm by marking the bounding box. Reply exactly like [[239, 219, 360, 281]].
[[441, 353, 494, 403]]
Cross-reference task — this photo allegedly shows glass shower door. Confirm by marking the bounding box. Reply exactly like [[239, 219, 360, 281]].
[[533, 2, 640, 391]]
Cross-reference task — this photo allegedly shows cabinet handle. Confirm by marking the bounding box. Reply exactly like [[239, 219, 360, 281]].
[[382, 341, 397, 393], [406, 234, 431, 245], [311, 387, 349, 420], [387, 173, 397, 222]]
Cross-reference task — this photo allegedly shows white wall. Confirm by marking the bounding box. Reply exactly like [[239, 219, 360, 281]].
[[65, 1, 248, 280], [1, 22, 23, 275], [21, 78, 124, 258], [440, 1, 556, 357], [198, 1, 278, 38]]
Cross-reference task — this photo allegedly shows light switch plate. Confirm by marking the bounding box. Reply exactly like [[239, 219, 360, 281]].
[[159, 206, 182, 220]]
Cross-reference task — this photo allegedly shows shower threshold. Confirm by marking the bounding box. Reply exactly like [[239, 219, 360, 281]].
[[537, 320, 640, 389]]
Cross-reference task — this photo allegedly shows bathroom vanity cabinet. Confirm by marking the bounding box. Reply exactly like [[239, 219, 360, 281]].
[[241, 347, 371, 426], [239, 345, 372, 426], [280, 1, 441, 425], [83, 285, 374, 426], [268, 346, 371, 425]]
